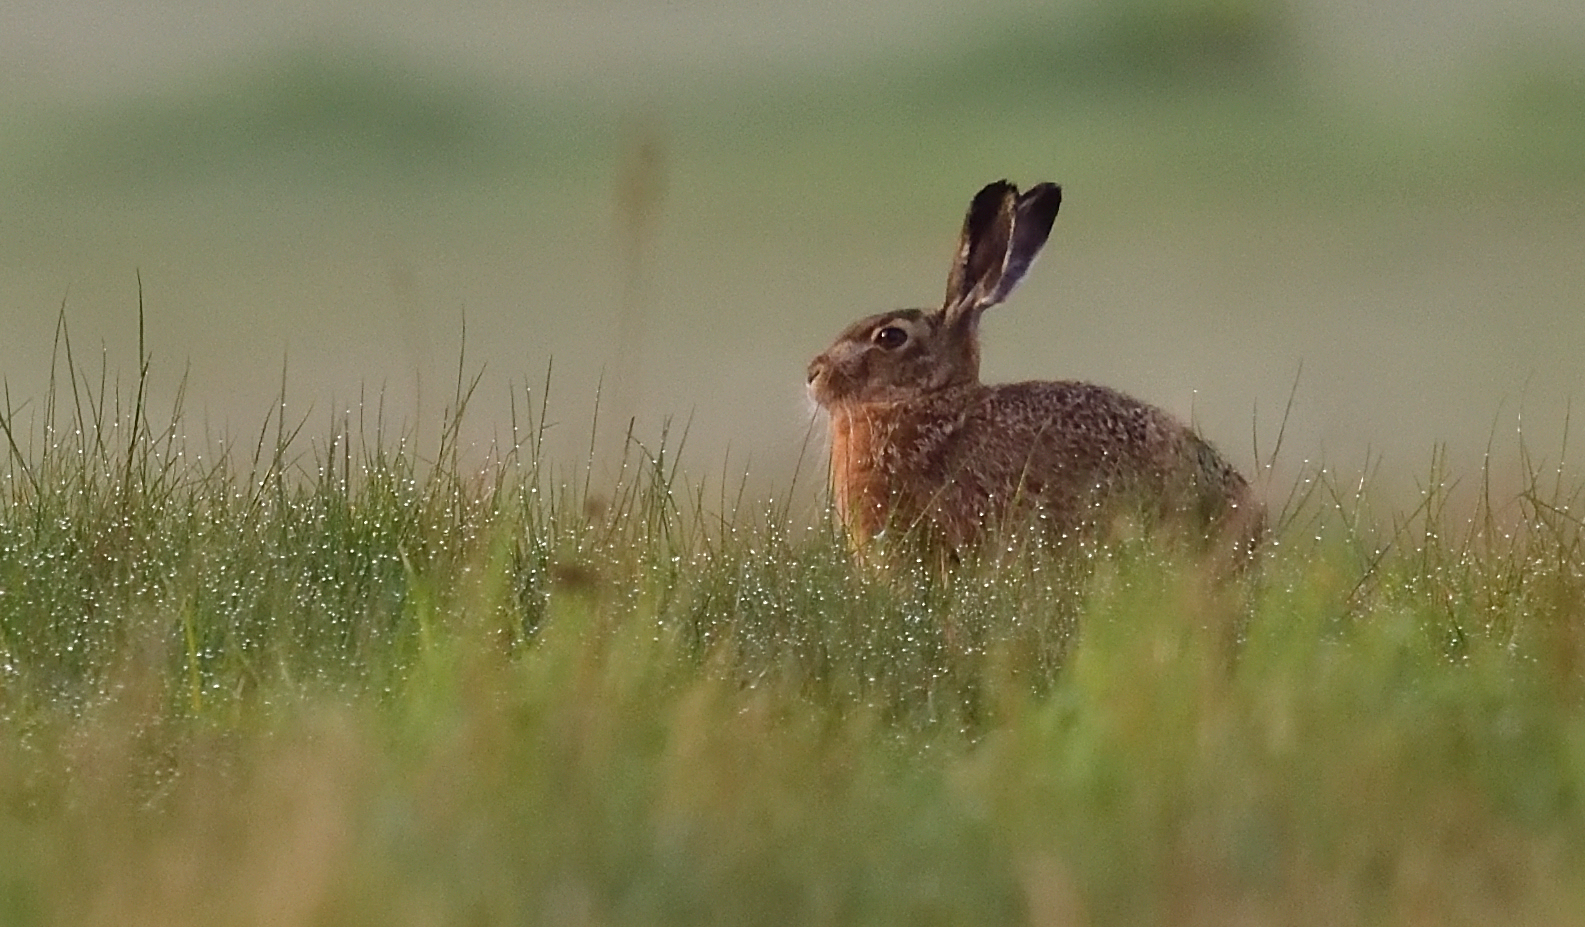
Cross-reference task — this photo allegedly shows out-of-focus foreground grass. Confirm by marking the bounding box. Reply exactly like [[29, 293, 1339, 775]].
[[4, 325, 1585, 927]]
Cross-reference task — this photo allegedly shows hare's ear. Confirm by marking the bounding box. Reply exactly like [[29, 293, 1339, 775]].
[[941, 181, 1018, 319], [987, 183, 1061, 306]]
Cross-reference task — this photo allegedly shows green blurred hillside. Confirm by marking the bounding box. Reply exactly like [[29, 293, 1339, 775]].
[[2, 0, 1583, 501]]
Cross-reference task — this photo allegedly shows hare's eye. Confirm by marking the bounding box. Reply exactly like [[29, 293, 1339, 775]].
[[872, 325, 908, 349]]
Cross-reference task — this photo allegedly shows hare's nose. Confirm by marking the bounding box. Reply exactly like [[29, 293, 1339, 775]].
[[806, 357, 826, 384]]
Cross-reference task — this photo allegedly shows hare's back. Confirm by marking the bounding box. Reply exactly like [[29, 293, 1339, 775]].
[[962, 379, 1257, 530], [942, 379, 1234, 515], [966, 380, 1194, 468]]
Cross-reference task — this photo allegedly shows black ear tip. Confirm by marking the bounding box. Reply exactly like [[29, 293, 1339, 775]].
[[970, 180, 1017, 211], [1022, 182, 1062, 210]]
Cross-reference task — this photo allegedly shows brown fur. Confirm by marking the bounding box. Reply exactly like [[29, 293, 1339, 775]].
[[806, 180, 1263, 565]]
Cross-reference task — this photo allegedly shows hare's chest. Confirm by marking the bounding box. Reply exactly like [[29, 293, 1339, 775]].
[[827, 407, 965, 538], [828, 411, 894, 536]]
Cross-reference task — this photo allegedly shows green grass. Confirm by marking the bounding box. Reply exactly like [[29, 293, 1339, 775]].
[[4, 320, 1585, 927]]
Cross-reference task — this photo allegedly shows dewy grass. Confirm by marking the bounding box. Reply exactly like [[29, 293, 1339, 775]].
[[4, 320, 1585, 926]]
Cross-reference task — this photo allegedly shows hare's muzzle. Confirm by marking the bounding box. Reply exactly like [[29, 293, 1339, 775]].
[[806, 356, 825, 386], [806, 354, 839, 407]]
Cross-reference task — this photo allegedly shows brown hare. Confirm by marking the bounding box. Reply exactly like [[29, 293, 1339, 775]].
[[805, 180, 1262, 566]]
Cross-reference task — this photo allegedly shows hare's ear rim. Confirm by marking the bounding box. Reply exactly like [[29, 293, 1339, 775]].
[[942, 180, 1018, 315], [988, 182, 1062, 306]]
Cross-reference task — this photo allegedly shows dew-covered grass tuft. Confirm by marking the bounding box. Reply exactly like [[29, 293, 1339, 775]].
[[5, 316, 1585, 926]]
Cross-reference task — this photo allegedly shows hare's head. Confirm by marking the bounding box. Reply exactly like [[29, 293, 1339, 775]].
[[807, 180, 1062, 406]]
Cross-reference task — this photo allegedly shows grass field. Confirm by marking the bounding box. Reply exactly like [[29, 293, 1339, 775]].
[[4, 323, 1585, 927]]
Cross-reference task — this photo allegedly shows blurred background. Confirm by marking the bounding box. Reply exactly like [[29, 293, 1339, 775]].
[[2, 0, 1583, 505]]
